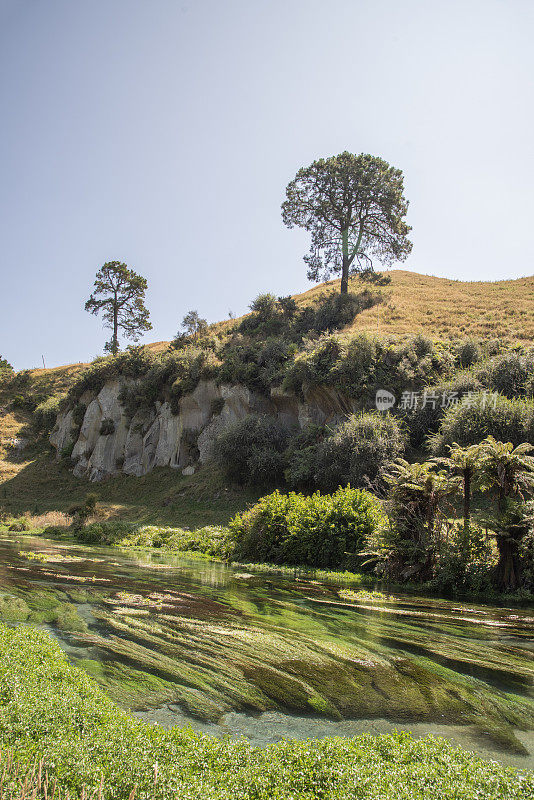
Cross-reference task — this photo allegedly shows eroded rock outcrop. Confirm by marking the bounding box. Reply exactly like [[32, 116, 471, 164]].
[[50, 378, 353, 482]]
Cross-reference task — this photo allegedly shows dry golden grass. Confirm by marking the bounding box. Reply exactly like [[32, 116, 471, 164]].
[[294, 270, 534, 343]]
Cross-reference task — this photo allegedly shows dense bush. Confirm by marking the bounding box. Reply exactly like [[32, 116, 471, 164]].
[[213, 414, 290, 486], [0, 355, 13, 378], [1, 625, 530, 800], [33, 395, 63, 434], [120, 347, 221, 417], [238, 289, 383, 341], [456, 339, 481, 368], [398, 371, 484, 448], [66, 346, 156, 403], [283, 333, 454, 402], [287, 413, 405, 491], [229, 486, 387, 568], [217, 336, 297, 393], [430, 393, 534, 454], [429, 522, 495, 595], [99, 417, 115, 436], [474, 350, 534, 398], [57, 520, 233, 559], [7, 517, 30, 532]]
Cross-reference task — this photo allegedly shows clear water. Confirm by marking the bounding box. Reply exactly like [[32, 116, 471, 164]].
[[1, 534, 533, 770]]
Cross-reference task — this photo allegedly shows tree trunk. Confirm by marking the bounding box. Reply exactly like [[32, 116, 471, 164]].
[[463, 467, 471, 529], [495, 534, 520, 591], [112, 303, 119, 355], [340, 228, 349, 294]]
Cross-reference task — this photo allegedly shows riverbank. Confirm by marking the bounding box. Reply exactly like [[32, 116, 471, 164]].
[[6, 516, 533, 606], [0, 623, 532, 799]]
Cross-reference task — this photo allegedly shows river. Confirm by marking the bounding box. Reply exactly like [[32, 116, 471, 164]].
[[0, 533, 533, 770]]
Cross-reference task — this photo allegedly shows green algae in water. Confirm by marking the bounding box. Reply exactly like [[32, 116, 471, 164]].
[[0, 535, 533, 764]]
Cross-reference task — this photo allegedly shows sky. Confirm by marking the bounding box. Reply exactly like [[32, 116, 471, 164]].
[[1, 0, 533, 370]]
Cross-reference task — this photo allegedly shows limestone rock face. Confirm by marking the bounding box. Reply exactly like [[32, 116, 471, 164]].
[[50, 377, 356, 482], [50, 409, 76, 454]]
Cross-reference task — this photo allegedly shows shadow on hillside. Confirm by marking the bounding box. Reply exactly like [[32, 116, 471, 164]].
[[0, 453, 255, 528]]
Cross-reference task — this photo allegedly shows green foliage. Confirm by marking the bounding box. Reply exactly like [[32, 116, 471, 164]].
[[474, 350, 534, 398], [399, 371, 484, 448], [239, 290, 382, 340], [282, 151, 412, 292], [288, 413, 405, 492], [218, 336, 297, 394], [99, 418, 115, 436], [67, 493, 98, 530], [85, 261, 152, 355], [214, 415, 290, 486], [0, 625, 531, 800], [429, 522, 495, 594], [430, 394, 534, 454], [456, 339, 482, 368], [180, 310, 208, 338], [367, 460, 456, 582], [284, 333, 454, 401], [33, 395, 63, 434], [67, 347, 156, 403], [71, 402, 87, 428], [359, 267, 392, 285], [230, 486, 387, 569], [283, 424, 326, 488], [7, 516, 30, 532], [0, 355, 13, 378], [210, 396, 225, 416], [69, 520, 233, 559], [67, 346, 220, 418]]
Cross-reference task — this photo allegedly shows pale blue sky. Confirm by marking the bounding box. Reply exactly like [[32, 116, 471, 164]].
[[1, 0, 533, 370]]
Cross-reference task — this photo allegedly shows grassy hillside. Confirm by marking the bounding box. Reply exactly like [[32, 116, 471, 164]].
[[1, 269, 533, 527], [298, 270, 534, 342]]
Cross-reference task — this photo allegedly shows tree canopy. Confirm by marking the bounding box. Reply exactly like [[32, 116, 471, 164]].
[[0, 355, 13, 375], [181, 310, 208, 338], [282, 151, 412, 293], [85, 262, 152, 355]]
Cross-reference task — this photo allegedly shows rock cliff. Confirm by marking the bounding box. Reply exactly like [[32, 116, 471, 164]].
[[50, 379, 358, 482]]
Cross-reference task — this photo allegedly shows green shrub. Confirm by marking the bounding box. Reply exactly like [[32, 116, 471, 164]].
[[214, 414, 291, 486], [7, 517, 30, 532], [310, 290, 381, 333], [283, 333, 454, 402], [118, 347, 221, 417], [68, 346, 155, 402], [284, 424, 326, 489], [456, 339, 481, 368], [33, 395, 63, 433], [72, 402, 87, 428], [229, 486, 386, 568], [71, 521, 232, 559], [311, 413, 406, 491], [0, 355, 13, 379], [218, 336, 297, 394], [398, 371, 483, 448], [67, 494, 98, 530], [430, 393, 534, 454], [474, 351, 534, 398], [59, 441, 75, 460], [210, 396, 225, 416], [429, 522, 495, 594], [238, 290, 381, 341], [99, 418, 115, 436]]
